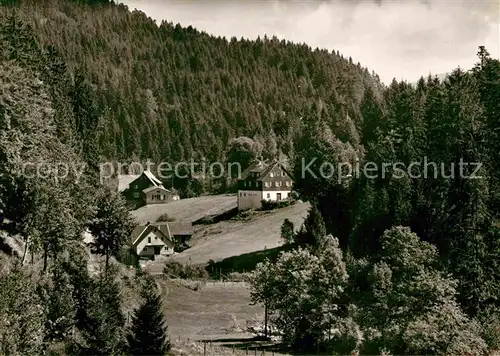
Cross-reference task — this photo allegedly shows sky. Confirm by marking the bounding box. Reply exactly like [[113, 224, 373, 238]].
[[119, 0, 500, 84]]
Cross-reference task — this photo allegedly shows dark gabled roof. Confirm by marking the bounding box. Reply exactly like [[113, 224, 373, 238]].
[[240, 159, 294, 181], [130, 225, 147, 244], [259, 161, 279, 178], [240, 160, 270, 180], [130, 169, 164, 189], [260, 161, 294, 181], [131, 224, 175, 248], [143, 170, 163, 186], [150, 222, 170, 237]]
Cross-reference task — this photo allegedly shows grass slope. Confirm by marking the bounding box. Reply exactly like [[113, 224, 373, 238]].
[[169, 202, 309, 266], [160, 280, 262, 341], [162, 280, 291, 355], [131, 194, 237, 224]]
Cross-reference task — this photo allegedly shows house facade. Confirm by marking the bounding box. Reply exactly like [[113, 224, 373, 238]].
[[120, 170, 179, 207], [237, 159, 294, 211], [130, 223, 175, 259], [130, 221, 194, 258]]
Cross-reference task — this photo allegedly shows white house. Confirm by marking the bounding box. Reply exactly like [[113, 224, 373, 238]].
[[237, 158, 294, 211], [130, 223, 176, 259]]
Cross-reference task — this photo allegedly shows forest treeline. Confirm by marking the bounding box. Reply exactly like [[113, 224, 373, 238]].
[[0, 7, 171, 354], [2, 0, 500, 354], [249, 46, 500, 354], [1, 0, 382, 170]]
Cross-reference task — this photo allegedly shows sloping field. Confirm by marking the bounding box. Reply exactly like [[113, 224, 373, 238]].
[[169, 202, 309, 265], [161, 280, 262, 341], [161, 280, 291, 355], [131, 194, 237, 224]]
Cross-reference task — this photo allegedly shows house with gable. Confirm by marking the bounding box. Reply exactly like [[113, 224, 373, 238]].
[[237, 157, 294, 211], [120, 169, 179, 208], [130, 222, 176, 259], [130, 221, 194, 258]]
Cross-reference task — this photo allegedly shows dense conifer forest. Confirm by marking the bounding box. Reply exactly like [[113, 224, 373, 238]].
[[1, 0, 500, 354], [2, 0, 382, 167]]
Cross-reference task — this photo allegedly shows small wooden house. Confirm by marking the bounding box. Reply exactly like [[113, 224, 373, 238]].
[[121, 170, 178, 207]]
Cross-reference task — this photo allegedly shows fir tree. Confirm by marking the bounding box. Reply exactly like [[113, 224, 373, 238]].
[[79, 270, 126, 355], [127, 275, 171, 355], [280, 218, 295, 245], [88, 186, 136, 272], [295, 204, 327, 249]]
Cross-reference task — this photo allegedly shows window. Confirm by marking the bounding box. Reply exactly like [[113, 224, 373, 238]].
[[244, 193, 246, 197], [275, 181, 279, 187], [270, 172, 274, 178], [134, 185, 138, 190], [281, 171, 285, 177], [240, 192, 242, 197], [264, 182, 269, 188], [133, 192, 140, 198], [148, 236, 151, 243], [267, 193, 270, 199], [286, 181, 290, 187], [143, 247, 148, 252]]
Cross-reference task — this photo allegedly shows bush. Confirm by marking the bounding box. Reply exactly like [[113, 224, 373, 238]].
[[260, 199, 292, 211], [260, 200, 277, 211], [479, 306, 500, 350], [163, 261, 208, 280], [174, 244, 189, 253], [156, 213, 176, 222], [277, 200, 292, 208]]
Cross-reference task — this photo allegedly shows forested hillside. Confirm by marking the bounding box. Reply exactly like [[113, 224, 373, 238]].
[[251, 46, 500, 354], [1, 0, 382, 166], [0, 9, 163, 354], [3, 0, 500, 354]]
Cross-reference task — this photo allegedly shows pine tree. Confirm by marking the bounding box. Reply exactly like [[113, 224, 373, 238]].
[[79, 270, 126, 355], [69, 71, 101, 168], [280, 218, 295, 244], [43, 264, 76, 343], [295, 204, 326, 249], [88, 186, 136, 272], [127, 275, 171, 355]]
